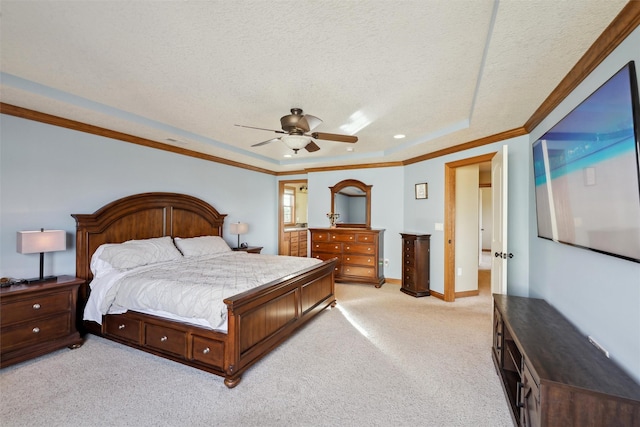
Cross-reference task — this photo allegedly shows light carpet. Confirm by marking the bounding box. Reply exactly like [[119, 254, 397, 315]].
[[0, 280, 511, 427]]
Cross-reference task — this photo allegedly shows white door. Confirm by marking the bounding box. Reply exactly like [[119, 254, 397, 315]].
[[491, 145, 508, 295]]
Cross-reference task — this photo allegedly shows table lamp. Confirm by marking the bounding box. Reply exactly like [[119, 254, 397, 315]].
[[229, 222, 248, 249], [17, 228, 66, 283]]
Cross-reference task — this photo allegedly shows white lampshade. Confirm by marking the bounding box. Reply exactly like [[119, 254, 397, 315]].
[[17, 230, 66, 254], [230, 222, 249, 235], [281, 135, 310, 150]]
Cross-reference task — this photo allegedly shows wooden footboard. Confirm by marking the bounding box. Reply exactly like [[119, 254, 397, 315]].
[[223, 258, 336, 387]]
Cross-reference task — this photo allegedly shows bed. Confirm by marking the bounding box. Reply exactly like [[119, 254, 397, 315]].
[[72, 192, 337, 388]]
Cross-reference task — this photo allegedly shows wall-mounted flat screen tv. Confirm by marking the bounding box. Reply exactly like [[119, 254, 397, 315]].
[[532, 61, 640, 263]]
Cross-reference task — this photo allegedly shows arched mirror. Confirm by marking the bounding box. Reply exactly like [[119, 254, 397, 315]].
[[329, 179, 372, 228]]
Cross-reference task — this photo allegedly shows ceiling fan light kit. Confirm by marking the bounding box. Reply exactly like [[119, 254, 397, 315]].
[[237, 108, 358, 154], [281, 134, 311, 151]]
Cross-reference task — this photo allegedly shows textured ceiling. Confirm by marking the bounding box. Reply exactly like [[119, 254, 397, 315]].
[[0, 0, 629, 172]]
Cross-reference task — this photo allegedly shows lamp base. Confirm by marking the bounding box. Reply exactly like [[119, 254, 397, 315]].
[[25, 275, 58, 284]]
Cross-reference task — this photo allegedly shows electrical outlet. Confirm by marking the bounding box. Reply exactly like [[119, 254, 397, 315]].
[[435, 223, 444, 231], [457, 267, 462, 276], [384, 259, 389, 267]]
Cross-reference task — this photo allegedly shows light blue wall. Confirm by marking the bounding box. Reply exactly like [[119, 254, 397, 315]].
[[0, 115, 277, 279], [528, 26, 640, 382]]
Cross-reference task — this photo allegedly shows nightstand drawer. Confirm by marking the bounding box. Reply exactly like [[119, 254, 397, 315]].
[[0, 291, 71, 326], [1, 313, 71, 352]]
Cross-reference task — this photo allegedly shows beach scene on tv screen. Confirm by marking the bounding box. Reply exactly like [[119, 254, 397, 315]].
[[533, 62, 640, 262]]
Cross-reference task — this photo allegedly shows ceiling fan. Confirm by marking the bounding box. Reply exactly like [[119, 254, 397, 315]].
[[235, 108, 358, 154]]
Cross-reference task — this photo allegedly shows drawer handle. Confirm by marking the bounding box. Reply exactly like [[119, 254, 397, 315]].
[[118, 324, 126, 330], [335, 246, 339, 249], [32, 327, 40, 334], [203, 347, 210, 354], [350, 237, 353, 240], [346, 257, 350, 261], [346, 246, 350, 250], [160, 336, 168, 342], [32, 303, 41, 310], [368, 259, 371, 263], [367, 248, 371, 251]]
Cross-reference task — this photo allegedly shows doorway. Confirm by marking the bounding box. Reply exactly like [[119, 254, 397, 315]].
[[443, 152, 496, 302], [278, 179, 308, 256]]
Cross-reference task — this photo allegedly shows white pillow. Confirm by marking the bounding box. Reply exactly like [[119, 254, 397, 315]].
[[174, 235, 231, 257], [97, 236, 183, 270], [90, 243, 117, 278]]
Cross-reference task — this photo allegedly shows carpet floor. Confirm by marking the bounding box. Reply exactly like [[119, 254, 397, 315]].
[[1, 278, 512, 427]]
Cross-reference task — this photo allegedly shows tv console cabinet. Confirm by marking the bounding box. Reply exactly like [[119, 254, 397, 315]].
[[492, 294, 640, 426]]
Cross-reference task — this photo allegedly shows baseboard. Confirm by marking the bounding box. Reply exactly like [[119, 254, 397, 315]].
[[384, 278, 401, 285], [455, 289, 480, 298]]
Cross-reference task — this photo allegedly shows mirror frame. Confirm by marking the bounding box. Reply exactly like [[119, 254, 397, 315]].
[[329, 179, 372, 229]]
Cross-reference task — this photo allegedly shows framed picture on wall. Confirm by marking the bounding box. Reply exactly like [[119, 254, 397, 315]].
[[415, 183, 428, 199]]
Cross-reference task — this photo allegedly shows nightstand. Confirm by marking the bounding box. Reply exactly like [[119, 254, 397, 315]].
[[232, 246, 263, 254], [0, 275, 84, 368]]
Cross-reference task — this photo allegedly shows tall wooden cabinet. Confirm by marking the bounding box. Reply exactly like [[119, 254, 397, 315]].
[[492, 294, 640, 426], [281, 229, 308, 257], [400, 233, 430, 297], [309, 228, 384, 287]]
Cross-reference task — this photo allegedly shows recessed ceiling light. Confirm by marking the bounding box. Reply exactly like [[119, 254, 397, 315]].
[[346, 147, 354, 152], [284, 154, 292, 158], [393, 134, 406, 139]]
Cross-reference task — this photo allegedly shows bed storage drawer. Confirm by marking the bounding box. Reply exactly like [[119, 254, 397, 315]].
[[145, 324, 187, 357], [105, 315, 141, 343], [191, 335, 225, 368]]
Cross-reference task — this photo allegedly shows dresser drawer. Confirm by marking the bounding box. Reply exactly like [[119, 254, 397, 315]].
[[105, 315, 142, 343], [329, 233, 356, 243], [145, 324, 187, 357], [1, 291, 71, 325], [1, 313, 71, 352], [191, 335, 225, 369], [343, 243, 376, 255], [343, 254, 376, 266], [311, 231, 329, 242], [342, 265, 376, 278], [313, 242, 342, 253], [356, 233, 376, 243]]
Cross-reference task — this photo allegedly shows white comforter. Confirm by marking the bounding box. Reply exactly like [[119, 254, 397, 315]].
[[84, 252, 321, 331]]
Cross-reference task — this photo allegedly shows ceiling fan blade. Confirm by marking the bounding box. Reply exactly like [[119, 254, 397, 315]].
[[298, 114, 323, 132], [251, 137, 280, 147], [310, 132, 358, 143], [235, 124, 285, 134], [304, 141, 321, 152]]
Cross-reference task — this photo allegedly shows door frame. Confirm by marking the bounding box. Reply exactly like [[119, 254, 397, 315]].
[[278, 179, 308, 255], [444, 152, 496, 302]]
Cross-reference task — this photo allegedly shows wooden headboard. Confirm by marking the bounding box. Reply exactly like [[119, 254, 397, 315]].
[[72, 192, 227, 284]]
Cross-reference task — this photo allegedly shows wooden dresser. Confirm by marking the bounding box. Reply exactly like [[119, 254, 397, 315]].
[[1, 276, 84, 368], [492, 294, 640, 426], [400, 233, 430, 297], [309, 228, 384, 287]]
